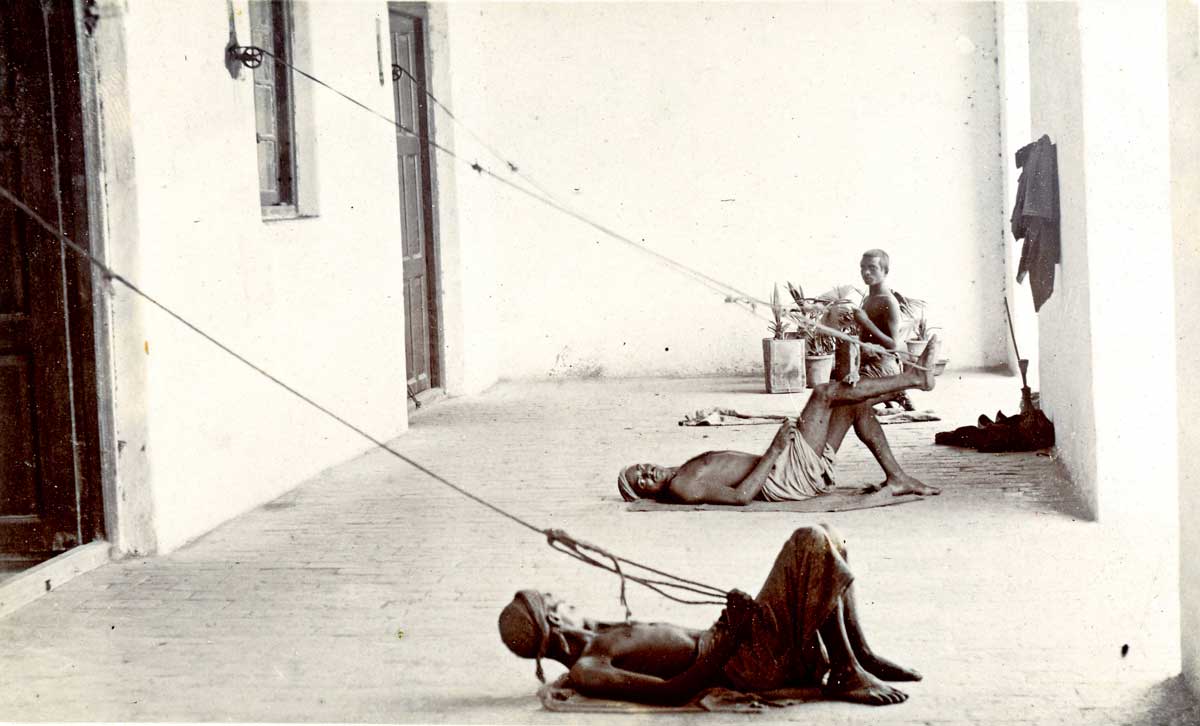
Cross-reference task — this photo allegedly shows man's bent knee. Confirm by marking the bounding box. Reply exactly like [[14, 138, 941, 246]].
[[810, 382, 837, 403], [818, 522, 849, 559], [788, 525, 832, 553]]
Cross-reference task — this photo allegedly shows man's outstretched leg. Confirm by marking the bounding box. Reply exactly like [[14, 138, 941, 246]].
[[797, 337, 939, 457]]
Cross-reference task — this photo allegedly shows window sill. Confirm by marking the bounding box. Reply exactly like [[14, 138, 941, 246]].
[[260, 205, 317, 222]]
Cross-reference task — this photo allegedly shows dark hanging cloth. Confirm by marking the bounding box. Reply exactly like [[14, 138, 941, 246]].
[[1011, 134, 1061, 312]]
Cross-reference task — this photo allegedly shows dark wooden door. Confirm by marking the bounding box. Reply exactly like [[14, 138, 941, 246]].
[[389, 7, 439, 394], [0, 1, 102, 554]]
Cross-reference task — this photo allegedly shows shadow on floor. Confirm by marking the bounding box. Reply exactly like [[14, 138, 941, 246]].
[[1114, 675, 1200, 725]]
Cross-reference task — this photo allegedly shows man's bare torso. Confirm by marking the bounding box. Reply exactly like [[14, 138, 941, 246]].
[[576, 622, 702, 679], [667, 451, 761, 502], [860, 293, 894, 346]]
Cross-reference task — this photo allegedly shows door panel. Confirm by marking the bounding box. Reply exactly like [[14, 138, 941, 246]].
[[0, 0, 101, 553], [389, 8, 439, 394]]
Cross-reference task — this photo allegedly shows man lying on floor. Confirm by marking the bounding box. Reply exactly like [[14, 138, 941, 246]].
[[618, 337, 941, 505], [498, 524, 920, 706]]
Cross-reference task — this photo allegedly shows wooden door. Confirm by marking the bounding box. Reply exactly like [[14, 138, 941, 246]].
[[0, 1, 102, 554], [389, 7, 440, 394]]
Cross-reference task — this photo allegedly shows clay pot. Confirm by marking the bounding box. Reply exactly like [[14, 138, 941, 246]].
[[805, 354, 834, 388]]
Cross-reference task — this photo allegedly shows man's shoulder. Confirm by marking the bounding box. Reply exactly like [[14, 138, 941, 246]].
[[864, 291, 899, 309]]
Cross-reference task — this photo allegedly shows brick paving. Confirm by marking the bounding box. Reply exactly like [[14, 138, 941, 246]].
[[0, 372, 1195, 724]]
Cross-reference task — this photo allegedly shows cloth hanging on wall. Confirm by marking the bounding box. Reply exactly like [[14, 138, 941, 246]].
[[1011, 134, 1061, 312]]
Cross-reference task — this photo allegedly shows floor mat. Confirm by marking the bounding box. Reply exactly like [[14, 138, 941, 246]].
[[626, 487, 926, 512], [678, 407, 939, 426], [538, 674, 821, 713]]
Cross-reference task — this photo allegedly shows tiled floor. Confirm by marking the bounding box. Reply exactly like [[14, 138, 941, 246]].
[[0, 372, 1194, 724]]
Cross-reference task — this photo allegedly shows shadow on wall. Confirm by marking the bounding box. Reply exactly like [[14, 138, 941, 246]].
[[547, 347, 605, 379]]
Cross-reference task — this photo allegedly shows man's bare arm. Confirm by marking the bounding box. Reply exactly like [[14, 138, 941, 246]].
[[688, 421, 792, 505]]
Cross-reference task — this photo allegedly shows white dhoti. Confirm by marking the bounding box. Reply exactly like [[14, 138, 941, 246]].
[[759, 429, 836, 501]]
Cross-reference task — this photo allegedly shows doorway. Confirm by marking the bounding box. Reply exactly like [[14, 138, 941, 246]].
[[388, 3, 443, 400], [0, 0, 103, 579]]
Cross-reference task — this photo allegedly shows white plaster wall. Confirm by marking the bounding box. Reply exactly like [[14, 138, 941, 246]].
[[1168, 0, 1200, 695], [1026, 1, 1098, 512], [997, 1, 1040, 389], [1028, 0, 1179, 675], [424, 4, 498, 396], [1079, 2, 1179, 675], [1076, 2, 1176, 526], [439, 2, 1008, 379], [87, 0, 157, 555], [103, 0, 408, 553]]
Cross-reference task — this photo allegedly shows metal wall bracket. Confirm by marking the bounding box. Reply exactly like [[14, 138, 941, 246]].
[[228, 45, 265, 71]]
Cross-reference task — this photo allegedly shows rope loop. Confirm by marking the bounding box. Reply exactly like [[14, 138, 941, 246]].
[[545, 528, 632, 620]]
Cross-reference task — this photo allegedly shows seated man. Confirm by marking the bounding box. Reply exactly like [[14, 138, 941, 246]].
[[853, 248, 916, 413], [617, 337, 941, 504], [498, 524, 919, 706]]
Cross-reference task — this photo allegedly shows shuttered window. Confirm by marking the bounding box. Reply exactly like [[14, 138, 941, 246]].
[[250, 0, 296, 208]]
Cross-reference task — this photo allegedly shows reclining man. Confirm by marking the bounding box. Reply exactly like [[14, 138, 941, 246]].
[[618, 337, 941, 504], [498, 524, 920, 706]]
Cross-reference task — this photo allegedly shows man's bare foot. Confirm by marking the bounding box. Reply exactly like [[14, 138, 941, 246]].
[[857, 652, 923, 682], [824, 665, 909, 706], [885, 473, 941, 497], [915, 335, 940, 391]]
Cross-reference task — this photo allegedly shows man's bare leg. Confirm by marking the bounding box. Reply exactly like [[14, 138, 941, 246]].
[[818, 524, 923, 680], [854, 410, 941, 496], [816, 520, 926, 681], [797, 337, 939, 456], [826, 402, 939, 496], [819, 599, 909, 705]]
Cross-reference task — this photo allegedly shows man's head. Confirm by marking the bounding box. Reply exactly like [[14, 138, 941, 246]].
[[498, 590, 589, 681], [617, 463, 673, 501], [860, 249, 890, 286]]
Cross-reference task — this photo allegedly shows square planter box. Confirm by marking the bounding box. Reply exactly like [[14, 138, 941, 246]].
[[763, 338, 806, 393]]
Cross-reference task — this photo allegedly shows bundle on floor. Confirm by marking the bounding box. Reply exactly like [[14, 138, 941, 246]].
[[934, 409, 1054, 453]]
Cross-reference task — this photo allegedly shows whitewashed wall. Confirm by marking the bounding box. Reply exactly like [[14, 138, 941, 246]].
[[1168, 0, 1200, 696], [997, 0, 1039, 389], [1026, 0, 1179, 675], [438, 2, 1008, 379], [1025, 1, 1098, 511], [96, 0, 407, 553]]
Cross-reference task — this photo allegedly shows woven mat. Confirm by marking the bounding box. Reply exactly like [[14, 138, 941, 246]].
[[538, 674, 821, 713], [679, 407, 939, 426], [626, 486, 925, 512]]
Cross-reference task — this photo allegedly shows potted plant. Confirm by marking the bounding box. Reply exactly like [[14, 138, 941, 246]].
[[786, 283, 844, 388], [762, 285, 806, 393], [904, 311, 940, 358]]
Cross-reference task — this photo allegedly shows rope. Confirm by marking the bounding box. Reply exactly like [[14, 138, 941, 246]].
[[545, 529, 726, 610], [0, 182, 729, 611], [40, 0, 85, 546], [391, 63, 567, 208], [262, 48, 929, 371]]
